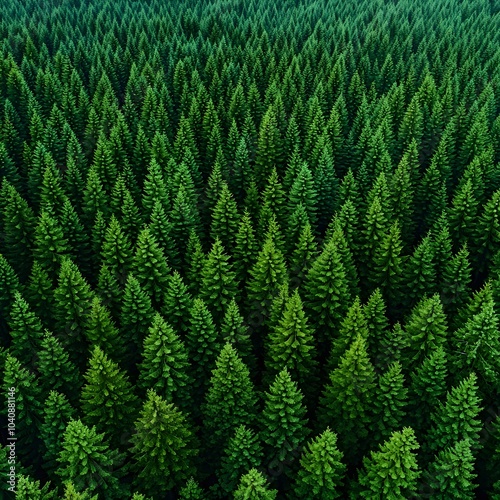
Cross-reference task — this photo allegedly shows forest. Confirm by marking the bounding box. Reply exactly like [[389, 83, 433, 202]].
[[1, 0, 500, 498]]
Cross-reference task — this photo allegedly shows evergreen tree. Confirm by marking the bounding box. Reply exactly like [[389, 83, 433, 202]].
[[218, 425, 264, 495], [161, 271, 193, 335], [57, 419, 127, 499], [426, 373, 482, 455], [199, 238, 239, 324], [260, 368, 310, 465], [80, 346, 139, 448], [441, 245, 472, 316], [179, 478, 206, 500], [423, 439, 477, 499], [210, 182, 240, 249], [132, 226, 170, 306], [130, 390, 198, 495], [233, 209, 258, 283], [234, 469, 278, 500], [40, 391, 76, 477], [356, 428, 421, 499], [137, 312, 192, 411], [293, 429, 346, 500], [25, 261, 56, 330], [15, 476, 57, 499], [202, 343, 258, 454], [318, 336, 376, 461]]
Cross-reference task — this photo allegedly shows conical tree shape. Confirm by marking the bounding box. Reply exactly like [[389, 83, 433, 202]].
[[234, 469, 278, 500], [289, 220, 318, 288], [132, 226, 170, 307], [441, 245, 471, 317], [363, 288, 390, 367], [54, 258, 94, 368], [179, 478, 206, 500], [80, 345, 139, 448], [8, 291, 44, 370], [202, 343, 258, 453], [356, 428, 421, 499], [37, 330, 80, 401], [265, 289, 317, 391], [287, 162, 318, 228], [293, 428, 346, 500], [426, 373, 482, 454], [100, 215, 133, 287], [130, 390, 198, 495], [56, 419, 127, 499], [327, 296, 369, 372], [303, 239, 351, 350], [199, 238, 239, 324], [149, 200, 180, 270], [408, 346, 448, 434], [246, 237, 288, 319], [84, 296, 126, 364], [233, 209, 258, 283], [218, 425, 264, 495], [25, 261, 55, 330], [210, 182, 240, 250], [423, 439, 477, 500], [40, 391, 76, 477], [14, 475, 57, 500], [318, 335, 376, 461], [372, 362, 408, 445], [220, 298, 255, 371], [186, 298, 222, 395], [138, 312, 192, 411], [161, 271, 193, 335], [120, 274, 155, 361], [260, 368, 310, 465]]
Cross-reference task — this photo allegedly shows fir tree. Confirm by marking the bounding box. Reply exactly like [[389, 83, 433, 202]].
[[57, 419, 127, 499], [80, 346, 139, 448], [137, 312, 192, 411], [161, 271, 193, 335], [130, 390, 198, 495], [293, 428, 346, 500], [179, 478, 206, 500], [234, 469, 278, 500], [218, 425, 264, 495], [356, 428, 421, 499], [260, 368, 310, 466], [210, 182, 240, 250]]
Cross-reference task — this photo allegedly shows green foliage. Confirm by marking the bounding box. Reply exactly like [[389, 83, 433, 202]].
[[234, 469, 278, 500]]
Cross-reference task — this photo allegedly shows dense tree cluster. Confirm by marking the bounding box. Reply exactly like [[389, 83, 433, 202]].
[[1, 0, 500, 498]]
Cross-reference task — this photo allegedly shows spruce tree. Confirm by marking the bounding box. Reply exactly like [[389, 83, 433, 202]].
[[260, 368, 310, 465], [57, 419, 127, 499], [179, 478, 206, 500], [218, 425, 264, 495], [233, 209, 259, 283], [210, 181, 240, 250], [80, 346, 139, 448], [130, 390, 198, 495], [161, 271, 193, 335], [137, 312, 192, 411], [234, 469, 278, 500], [293, 429, 346, 500], [356, 428, 421, 499], [25, 261, 55, 330]]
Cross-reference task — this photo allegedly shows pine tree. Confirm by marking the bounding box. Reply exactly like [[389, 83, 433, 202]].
[[234, 469, 278, 500], [132, 226, 170, 306], [363, 288, 390, 367], [37, 330, 80, 401], [130, 390, 198, 495], [404, 294, 448, 368], [120, 274, 155, 363], [265, 289, 317, 391], [148, 200, 180, 269], [179, 478, 206, 500], [199, 238, 239, 324], [57, 419, 127, 499], [138, 312, 192, 411], [25, 261, 56, 329], [293, 428, 346, 500], [40, 391, 76, 477], [80, 346, 139, 448], [54, 258, 94, 368], [186, 298, 222, 396], [202, 343, 258, 454], [15, 475, 57, 499], [372, 362, 408, 445], [246, 237, 288, 320], [408, 347, 448, 434], [220, 298, 255, 371], [33, 210, 70, 281], [255, 107, 283, 188], [100, 215, 134, 287], [8, 291, 44, 370], [287, 162, 318, 228], [318, 336, 376, 461], [356, 428, 421, 499], [426, 373, 482, 455], [218, 425, 264, 495], [423, 439, 477, 499], [210, 182, 240, 249], [84, 296, 126, 363], [303, 239, 351, 351], [160, 271, 193, 335], [441, 245, 471, 317], [233, 209, 258, 283], [260, 368, 310, 465]]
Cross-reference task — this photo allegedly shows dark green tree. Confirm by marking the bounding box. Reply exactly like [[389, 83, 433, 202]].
[[234, 469, 278, 500]]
